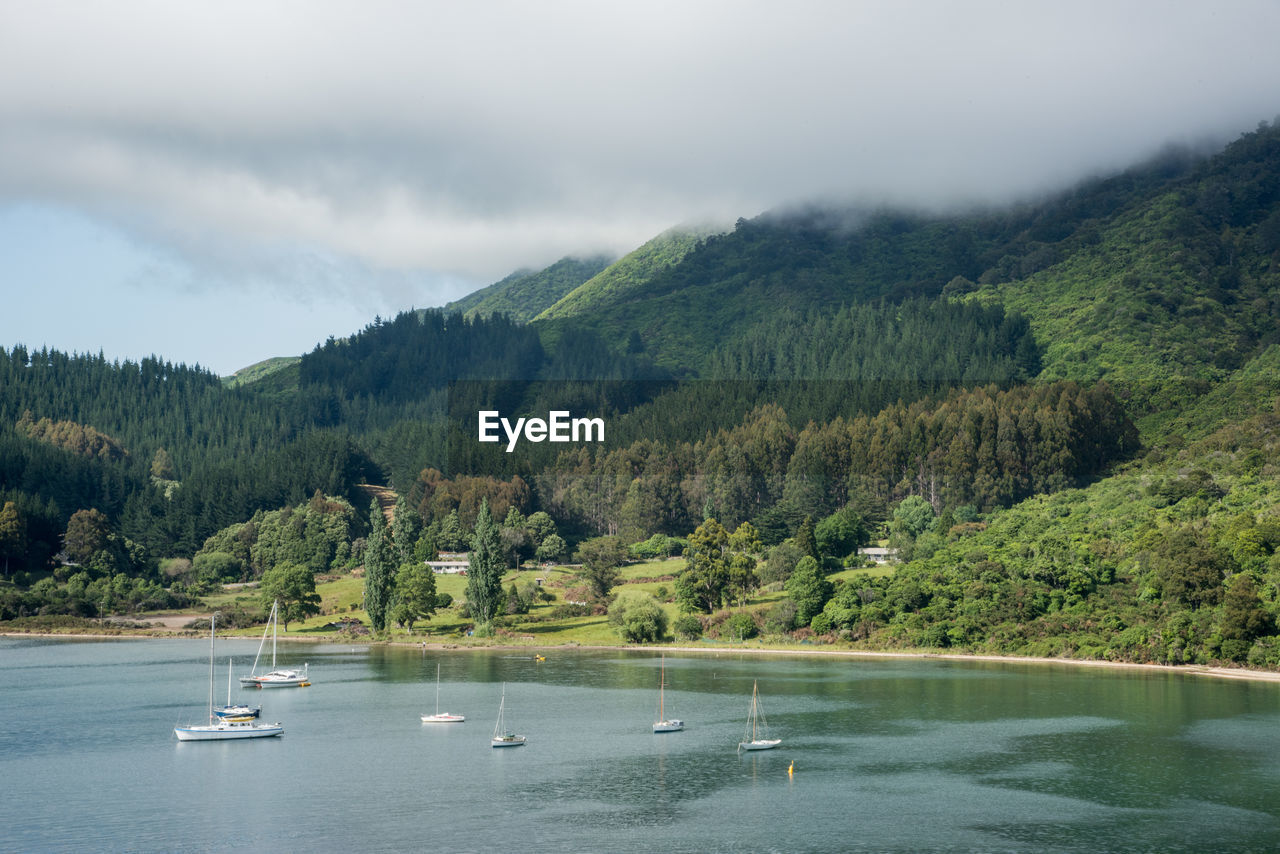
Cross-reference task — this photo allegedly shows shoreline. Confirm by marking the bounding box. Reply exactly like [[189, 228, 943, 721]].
[[6, 628, 1280, 684]]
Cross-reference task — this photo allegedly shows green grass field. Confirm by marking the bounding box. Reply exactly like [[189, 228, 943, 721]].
[[184, 554, 887, 648]]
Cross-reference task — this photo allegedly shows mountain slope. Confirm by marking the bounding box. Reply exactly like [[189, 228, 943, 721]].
[[442, 254, 613, 322], [526, 126, 1280, 410], [535, 225, 724, 322]]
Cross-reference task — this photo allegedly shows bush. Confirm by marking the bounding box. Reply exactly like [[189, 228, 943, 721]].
[[608, 593, 669, 643], [763, 600, 797, 635], [673, 615, 702, 641], [722, 611, 758, 641]]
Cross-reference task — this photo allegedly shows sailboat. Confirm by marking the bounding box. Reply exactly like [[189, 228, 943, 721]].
[[490, 683, 526, 747], [421, 662, 465, 723], [239, 600, 310, 688], [652, 654, 683, 733], [174, 616, 284, 741], [738, 679, 780, 751], [214, 658, 261, 720]]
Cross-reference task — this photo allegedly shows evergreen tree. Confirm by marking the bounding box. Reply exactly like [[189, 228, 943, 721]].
[[466, 499, 505, 631], [574, 535, 629, 600], [0, 501, 25, 577], [675, 518, 730, 614], [794, 516, 819, 563], [363, 499, 395, 633], [391, 496, 422, 567]]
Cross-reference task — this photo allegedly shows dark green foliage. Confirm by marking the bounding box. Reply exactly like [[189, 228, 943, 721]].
[[675, 519, 730, 614], [465, 499, 505, 629], [363, 500, 395, 634], [260, 562, 321, 630], [672, 614, 702, 641], [1216, 573, 1273, 661], [391, 562, 438, 632], [573, 535, 628, 599], [785, 556, 832, 626]]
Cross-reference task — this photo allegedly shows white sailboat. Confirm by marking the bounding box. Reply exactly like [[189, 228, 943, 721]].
[[490, 683, 525, 747], [214, 658, 260, 721], [653, 654, 683, 733], [738, 679, 780, 751], [174, 616, 284, 741], [239, 600, 310, 688], [421, 662, 465, 723]]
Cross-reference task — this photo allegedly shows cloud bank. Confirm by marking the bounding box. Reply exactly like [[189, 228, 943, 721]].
[[3, 0, 1279, 305]]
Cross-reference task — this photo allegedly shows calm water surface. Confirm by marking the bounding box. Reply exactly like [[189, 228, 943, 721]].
[[1, 637, 1278, 853]]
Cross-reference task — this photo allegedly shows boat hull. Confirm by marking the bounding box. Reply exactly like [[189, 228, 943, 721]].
[[491, 735, 526, 747], [653, 720, 684, 732], [240, 669, 308, 688], [421, 713, 465, 723], [213, 705, 260, 720], [175, 722, 284, 741], [739, 738, 781, 751]]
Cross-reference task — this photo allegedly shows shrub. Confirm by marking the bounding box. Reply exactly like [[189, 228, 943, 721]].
[[608, 593, 669, 643], [673, 615, 702, 641], [722, 611, 758, 641]]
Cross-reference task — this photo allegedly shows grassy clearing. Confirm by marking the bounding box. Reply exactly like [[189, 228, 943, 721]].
[[168, 556, 895, 649]]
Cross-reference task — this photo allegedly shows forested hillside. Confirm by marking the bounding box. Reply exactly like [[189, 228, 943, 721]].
[[3, 120, 1280, 667], [441, 254, 613, 322]]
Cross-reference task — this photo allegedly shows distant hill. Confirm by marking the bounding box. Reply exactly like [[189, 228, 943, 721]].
[[535, 225, 724, 322], [442, 254, 614, 322], [222, 356, 300, 387]]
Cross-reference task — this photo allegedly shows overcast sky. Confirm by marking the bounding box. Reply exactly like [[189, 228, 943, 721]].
[[3, 1, 1279, 375]]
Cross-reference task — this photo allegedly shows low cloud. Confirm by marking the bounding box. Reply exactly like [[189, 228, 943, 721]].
[[3, 0, 1279, 303]]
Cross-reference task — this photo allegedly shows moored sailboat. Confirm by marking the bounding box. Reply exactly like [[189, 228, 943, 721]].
[[653, 654, 683, 733], [239, 600, 310, 688], [174, 616, 283, 741], [214, 658, 260, 721], [421, 662, 465, 723], [490, 683, 525, 747], [738, 679, 780, 751]]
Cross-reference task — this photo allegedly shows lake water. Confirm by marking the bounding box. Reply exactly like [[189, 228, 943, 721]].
[[2, 637, 1278, 853]]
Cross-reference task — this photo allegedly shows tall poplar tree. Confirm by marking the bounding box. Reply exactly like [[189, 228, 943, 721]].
[[363, 499, 395, 633], [466, 499, 505, 632], [391, 496, 422, 567]]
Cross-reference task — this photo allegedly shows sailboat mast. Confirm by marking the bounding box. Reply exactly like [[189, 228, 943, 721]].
[[751, 680, 758, 741], [659, 656, 665, 720], [207, 615, 216, 723]]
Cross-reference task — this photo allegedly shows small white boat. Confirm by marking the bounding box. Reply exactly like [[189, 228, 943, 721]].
[[240, 600, 311, 688], [738, 679, 780, 751], [175, 616, 283, 742], [653, 654, 683, 733], [490, 683, 525, 748], [421, 662, 465, 723]]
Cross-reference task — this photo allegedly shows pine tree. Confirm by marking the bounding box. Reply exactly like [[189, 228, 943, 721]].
[[363, 499, 395, 634], [466, 499, 505, 631]]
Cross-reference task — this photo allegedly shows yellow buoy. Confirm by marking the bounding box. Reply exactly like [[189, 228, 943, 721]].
[[788, 761, 794, 776]]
